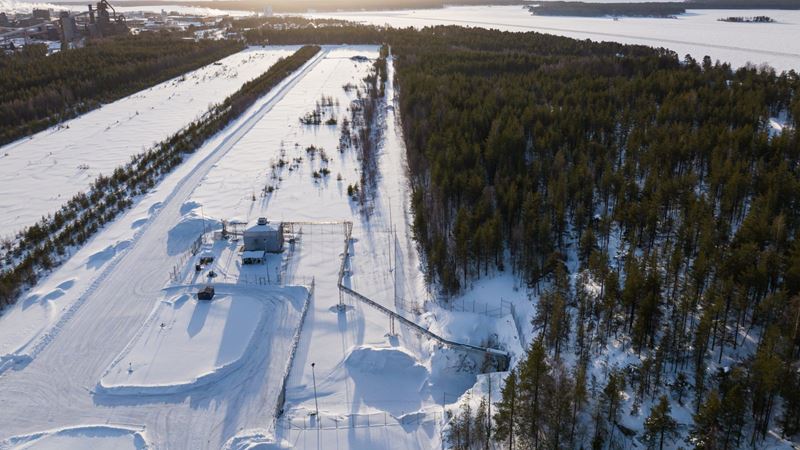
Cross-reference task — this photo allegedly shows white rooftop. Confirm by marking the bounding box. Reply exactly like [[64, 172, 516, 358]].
[[244, 220, 281, 234]]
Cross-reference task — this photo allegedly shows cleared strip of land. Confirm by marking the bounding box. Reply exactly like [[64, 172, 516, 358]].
[[0, 46, 300, 240]]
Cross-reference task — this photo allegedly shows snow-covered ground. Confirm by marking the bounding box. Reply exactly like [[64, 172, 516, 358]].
[[0, 46, 298, 240], [305, 5, 800, 71], [0, 45, 497, 450], [182, 45, 490, 448], [0, 46, 327, 449]]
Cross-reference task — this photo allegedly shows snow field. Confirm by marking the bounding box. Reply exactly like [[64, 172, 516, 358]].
[[0, 46, 300, 239], [306, 6, 800, 72], [98, 285, 306, 395]]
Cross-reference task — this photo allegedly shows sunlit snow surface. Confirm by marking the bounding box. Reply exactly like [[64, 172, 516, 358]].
[[99, 289, 277, 394], [0, 46, 299, 239], [305, 5, 800, 72]]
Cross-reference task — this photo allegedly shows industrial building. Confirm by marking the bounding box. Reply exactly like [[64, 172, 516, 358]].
[[0, 0, 128, 52], [241, 218, 284, 264]]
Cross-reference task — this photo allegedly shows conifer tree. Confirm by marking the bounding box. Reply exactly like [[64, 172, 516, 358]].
[[641, 395, 678, 450]]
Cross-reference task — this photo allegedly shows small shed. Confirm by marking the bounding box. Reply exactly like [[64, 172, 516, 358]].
[[242, 250, 266, 265], [197, 285, 215, 301], [243, 217, 284, 253]]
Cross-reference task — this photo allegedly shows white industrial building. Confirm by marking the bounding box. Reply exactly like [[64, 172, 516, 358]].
[[241, 217, 284, 265]]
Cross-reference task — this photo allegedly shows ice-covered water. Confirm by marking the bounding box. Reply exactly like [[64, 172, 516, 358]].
[[306, 5, 800, 71]]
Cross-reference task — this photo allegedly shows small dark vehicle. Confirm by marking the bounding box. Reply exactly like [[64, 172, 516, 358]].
[[197, 285, 215, 301]]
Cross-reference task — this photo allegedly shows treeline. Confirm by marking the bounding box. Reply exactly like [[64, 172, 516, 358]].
[[387, 25, 800, 445], [0, 45, 320, 308], [718, 16, 775, 23], [240, 21, 385, 46], [231, 16, 355, 31], [355, 44, 389, 202], [0, 35, 242, 147], [529, 2, 686, 18]]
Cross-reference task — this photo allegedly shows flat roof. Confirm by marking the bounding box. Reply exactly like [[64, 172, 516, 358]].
[[241, 250, 266, 259], [245, 221, 281, 233]]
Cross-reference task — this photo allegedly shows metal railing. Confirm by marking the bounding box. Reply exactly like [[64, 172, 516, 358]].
[[334, 222, 510, 370]]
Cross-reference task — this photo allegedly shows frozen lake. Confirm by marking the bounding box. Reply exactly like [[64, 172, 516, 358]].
[[305, 5, 800, 72]]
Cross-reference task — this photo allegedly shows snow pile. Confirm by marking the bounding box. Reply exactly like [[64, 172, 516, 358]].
[[98, 288, 279, 395], [344, 346, 429, 412], [166, 210, 220, 256], [0, 425, 147, 450]]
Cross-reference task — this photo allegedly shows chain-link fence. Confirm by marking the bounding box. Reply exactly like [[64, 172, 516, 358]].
[[277, 410, 443, 431]]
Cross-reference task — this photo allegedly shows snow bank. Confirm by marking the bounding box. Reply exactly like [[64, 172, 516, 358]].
[[98, 287, 281, 395], [0, 425, 147, 450]]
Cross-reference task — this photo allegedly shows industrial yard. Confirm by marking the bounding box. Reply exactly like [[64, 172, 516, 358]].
[[0, 0, 244, 52], [0, 44, 517, 449]]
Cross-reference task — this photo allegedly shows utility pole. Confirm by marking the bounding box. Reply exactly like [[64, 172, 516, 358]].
[[311, 362, 320, 425], [393, 224, 398, 305]]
